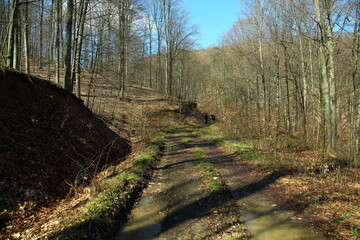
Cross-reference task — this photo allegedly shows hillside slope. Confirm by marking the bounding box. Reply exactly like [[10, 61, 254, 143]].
[[0, 67, 131, 237], [0, 66, 204, 239]]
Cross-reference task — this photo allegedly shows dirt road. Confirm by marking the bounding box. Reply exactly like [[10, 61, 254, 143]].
[[117, 126, 324, 240]]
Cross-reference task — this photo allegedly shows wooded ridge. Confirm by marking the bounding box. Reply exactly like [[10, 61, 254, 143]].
[[1, 0, 360, 166]]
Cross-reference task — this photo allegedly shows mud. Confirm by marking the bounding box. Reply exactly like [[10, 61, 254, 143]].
[[117, 126, 324, 240], [193, 128, 324, 240], [117, 131, 210, 239]]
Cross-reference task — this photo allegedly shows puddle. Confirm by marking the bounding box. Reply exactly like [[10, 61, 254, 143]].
[[116, 195, 165, 240], [238, 193, 323, 240]]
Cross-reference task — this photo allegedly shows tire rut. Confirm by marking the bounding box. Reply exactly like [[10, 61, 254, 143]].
[[117, 126, 251, 240], [188, 126, 324, 240]]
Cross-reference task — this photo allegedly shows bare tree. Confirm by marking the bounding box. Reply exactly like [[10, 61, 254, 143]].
[[161, 0, 195, 96], [349, 0, 360, 165], [74, 0, 90, 98], [6, 0, 19, 68], [38, 0, 44, 69], [63, 0, 73, 92], [22, 0, 29, 73], [54, 0, 61, 85]]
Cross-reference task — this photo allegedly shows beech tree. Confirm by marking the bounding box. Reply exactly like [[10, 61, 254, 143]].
[[348, 0, 360, 164], [73, 0, 90, 97], [6, 0, 19, 69], [54, 0, 61, 85], [63, 0, 73, 92]]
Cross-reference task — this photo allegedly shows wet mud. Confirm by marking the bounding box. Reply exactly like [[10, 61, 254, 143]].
[[117, 126, 324, 240]]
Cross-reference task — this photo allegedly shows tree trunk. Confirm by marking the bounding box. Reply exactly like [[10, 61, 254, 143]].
[[283, 44, 292, 135], [13, 8, 20, 70], [299, 30, 308, 141], [274, 42, 281, 143], [153, 0, 163, 91], [350, 3, 360, 165], [54, 0, 61, 85], [0, 0, 8, 63], [324, 0, 336, 149], [118, 0, 126, 99], [314, 0, 336, 153], [149, 19, 153, 88], [254, 0, 267, 133], [46, 1, 53, 80], [38, 0, 44, 69], [63, 0, 73, 92], [74, 0, 90, 98], [163, 0, 169, 96], [314, 0, 329, 150], [6, 0, 18, 68], [22, 1, 29, 74], [156, 29, 161, 90]]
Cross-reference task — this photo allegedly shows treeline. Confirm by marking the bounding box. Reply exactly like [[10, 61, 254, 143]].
[[2, 0, 360, 166], [0, 0, 196, 97], [183, 0, 360, 166]]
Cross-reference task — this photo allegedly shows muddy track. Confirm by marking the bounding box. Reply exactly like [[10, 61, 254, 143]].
[[117, 126, 324, 240]]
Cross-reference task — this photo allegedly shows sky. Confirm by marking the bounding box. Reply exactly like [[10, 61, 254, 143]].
[[182, 0, 242, 49]]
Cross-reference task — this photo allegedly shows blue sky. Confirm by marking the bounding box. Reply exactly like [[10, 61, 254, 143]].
[[182, 0, 241, 49]]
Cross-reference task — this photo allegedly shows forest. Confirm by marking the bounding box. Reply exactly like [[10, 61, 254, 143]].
[[0, 0, 360, 239], [1, 0, 360, 166]]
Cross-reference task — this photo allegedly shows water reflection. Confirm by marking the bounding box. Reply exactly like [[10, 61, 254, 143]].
[[239, 194, 322, 240], [117, 195, 165, 240]]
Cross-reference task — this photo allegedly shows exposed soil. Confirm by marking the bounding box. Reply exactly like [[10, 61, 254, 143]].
[[0, 68, 131, 239], [118, 126, 331, 240], [118, 126, 252, 240], [190, 130, 326, 240]]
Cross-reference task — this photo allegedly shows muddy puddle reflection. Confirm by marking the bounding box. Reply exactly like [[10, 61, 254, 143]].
[[116, 185, 166, 240], [117, 128, 324, 240], [238, 193, 323, 240]]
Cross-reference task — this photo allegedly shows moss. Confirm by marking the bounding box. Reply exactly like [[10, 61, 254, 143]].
[[78, 150, 157, 234], [195, 125, 223, 144], [116, 172, 137, 184], [86, 194, 113, 222], [235, 151, 263, 161], [208, 181, 227, 192], [164, 125, 186, 134], [350, 226, 360, 237], [197, 162, 216, 172], [192, 147, 222, 191], [131, 154, 153, 176], [193, 147, 204, 157], [152, 133, 166, 148], [181, 137, 195, 146]]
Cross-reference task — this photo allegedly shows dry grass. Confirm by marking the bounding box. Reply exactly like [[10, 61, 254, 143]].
[[32, 63, 196, 142]]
